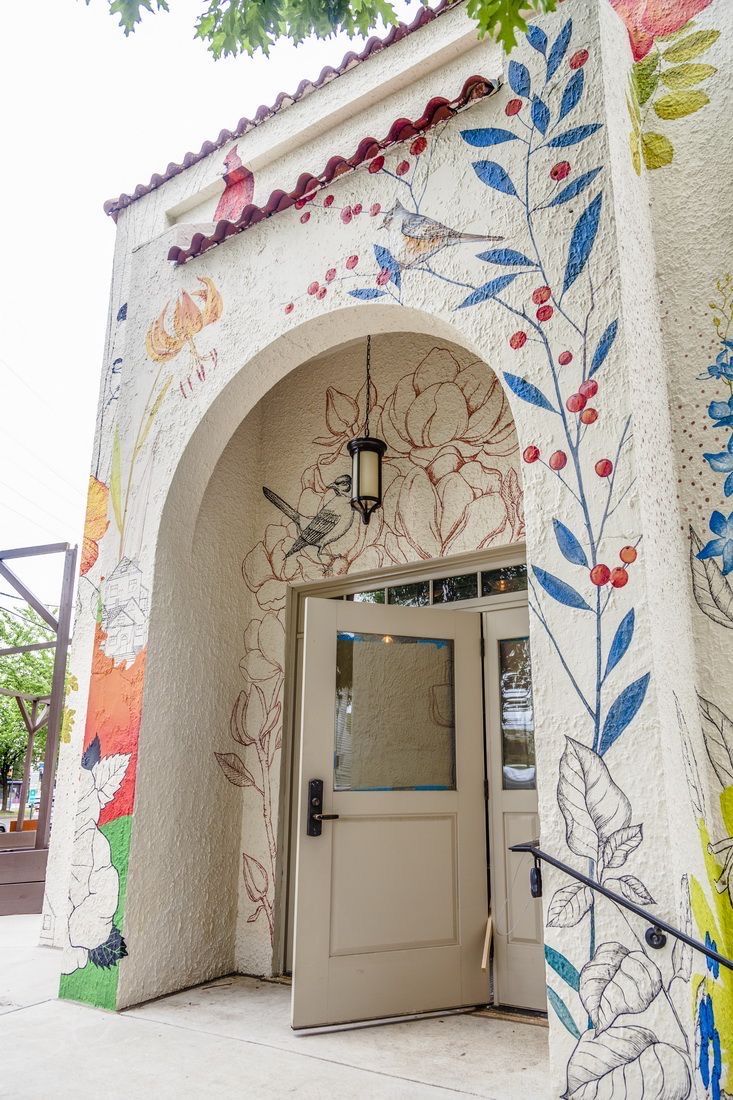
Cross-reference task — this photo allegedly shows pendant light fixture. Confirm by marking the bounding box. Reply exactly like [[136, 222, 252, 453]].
[[347, 335, 386, 525]]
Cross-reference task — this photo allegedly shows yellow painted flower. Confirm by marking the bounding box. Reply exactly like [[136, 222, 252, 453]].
[[145, 277, 224, 364]]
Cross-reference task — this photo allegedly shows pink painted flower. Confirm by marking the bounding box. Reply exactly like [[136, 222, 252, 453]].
[[610, 0, 713, 61]]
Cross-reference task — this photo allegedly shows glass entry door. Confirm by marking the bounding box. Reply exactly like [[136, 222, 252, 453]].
[[291, 597, 488, 1029]]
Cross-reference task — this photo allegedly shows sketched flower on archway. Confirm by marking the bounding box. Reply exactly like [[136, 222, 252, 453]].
[[243, 523, 304, 611], [81, 476, 110, 575], [145, 277, 223, 397], [240, 613, 285, 694], [230, 685, 281, 751], [610, 0, 713, 61]]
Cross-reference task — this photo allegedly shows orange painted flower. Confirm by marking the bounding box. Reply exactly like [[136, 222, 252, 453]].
[[145, 277, 223, 363], [80, 476, 110, 574], [610, 0, 713, 60]]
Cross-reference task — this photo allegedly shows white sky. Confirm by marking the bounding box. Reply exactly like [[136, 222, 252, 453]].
[[0, 0, 415, 606]]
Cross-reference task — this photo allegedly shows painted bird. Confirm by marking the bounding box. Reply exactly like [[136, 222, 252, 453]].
[[214, 145, 255, 224], [380, 200, 504, 268], [263, 475, 355, 561]]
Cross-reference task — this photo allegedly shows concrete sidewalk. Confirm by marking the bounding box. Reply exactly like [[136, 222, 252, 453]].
[[0, 916, 550, 1099]]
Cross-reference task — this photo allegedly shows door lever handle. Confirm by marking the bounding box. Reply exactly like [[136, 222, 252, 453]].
[[313, 813, 339, 821], [307, 778, 339, 836]]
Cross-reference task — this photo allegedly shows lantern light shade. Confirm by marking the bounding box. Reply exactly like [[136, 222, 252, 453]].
[[347, 436, 386, 525]]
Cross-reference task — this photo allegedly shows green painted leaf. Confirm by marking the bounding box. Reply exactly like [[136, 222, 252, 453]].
[[110, 426, 123, 533], [653, 90, 709, 120], [546, 985, 581, 1038], [661, 63, 716, 89], [642, 131, 674, 170], [662, 29, 720, 63], [545, 945, 581, 991], [631, 55, 659, 106]]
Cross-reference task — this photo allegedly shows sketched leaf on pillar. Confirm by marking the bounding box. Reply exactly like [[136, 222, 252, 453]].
[[609, 875, 655, 906], [93, 754, 131, 810], [671, 875, 693, 983], [557, 738, 631, 861], [690, 527, 733, 627], [215, 752, 258, 788], [697, 695, 733, 787], [547, 882, 594, 928], [242, 852, 269, 906], [602, 824, 643, 869], [579, 942, 662, 1033], [563, 1026, 691, 1100]]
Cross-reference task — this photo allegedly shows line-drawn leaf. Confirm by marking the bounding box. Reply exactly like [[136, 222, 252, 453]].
[[603, 824, 643, 869], [632, 55, 660, 106], [526, 23, 547, 55], [698, 694, 733, 787], [547, 986, 581, 1038], [477, 247, 536, 267], [604, 609, 635, 679], [547, 881, 594, 927], [662, 62, 717, 89], [547, 123, 603, 148], [599, 673, 650, 755], [110, 426, 123, 533], [545, 945, 581, 991], [675, 693, 705, 819], [137, 376, 172, 452], [612, 875, 655, 906], [93, 753, 131, 809], [590, 319, 618, 376], [562, 193, 602, 296], [373, 244, 401, 289], [457, 273, 520, 309], [579, 943, 662, 1033], [654, 90, 710, 119], [642, 131, 674, 170], [690, 526, 733, 627], [546, 18, 572, 80], [662, 29, 720, 62], [671, 875, 693, 982], [557, 737, 631, 861], [559, 69, 585, 121], [503, 372, 557, 412], [508, 59, 531, 98], [532, 566, 591, 611], [547, 167, 602, 207], [473, 160, 518, 197], [565, 1027, 692, 1100], [531, 96, 550, 135], [553, 519, 588, 567], [215, 752, 257, 788], [348, 288, 388, 300], [461, 127, 519, 147]]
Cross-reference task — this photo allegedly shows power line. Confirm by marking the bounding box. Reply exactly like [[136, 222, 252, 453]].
[[0, 500, 64, 540], [0, 479, 75, 529], [0, 603, 56, 634], [0, 355, 63, 417], [0, 425, 85, 499]]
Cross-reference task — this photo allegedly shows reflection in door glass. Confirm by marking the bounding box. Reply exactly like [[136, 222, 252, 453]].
[[387, 581, 429, 606], [499, 637, 535, 789], [334, 631, 456, 791]]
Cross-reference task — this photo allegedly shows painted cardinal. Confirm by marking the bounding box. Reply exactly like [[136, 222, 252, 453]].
[[380, 200, 504, 269], [213, 145, 254, 223], [262, 476, 354, 561]]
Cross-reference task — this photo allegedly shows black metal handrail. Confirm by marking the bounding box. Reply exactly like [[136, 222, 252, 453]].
[[510, 839, 733, 973]]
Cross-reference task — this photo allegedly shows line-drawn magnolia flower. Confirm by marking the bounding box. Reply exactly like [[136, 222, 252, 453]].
[[81, 476, 110, 575], [230, 685, 281, 751], [243, 523, 304, 611], [145, 276, 223, 397], [610, 0, 713, 61], [240, 613, 285, 693], [242, 852, 273, 936]]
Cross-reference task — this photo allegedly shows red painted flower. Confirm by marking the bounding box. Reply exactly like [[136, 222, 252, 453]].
[[505, 98, 522, 116], [410, 136, 427, 156], [569, 49, 589, 68], [369, 156, 385, 174], [551, 161, 571, 181], [509, 331, 527, 349], [396, 160, 410, 176], [610, 0, 713, 61]]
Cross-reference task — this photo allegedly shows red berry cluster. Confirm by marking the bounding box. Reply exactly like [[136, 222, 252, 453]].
[[283, 254, 360, 312], [300, 190, 381, 224], [565, 378, 600, 425], [590, 545, 636, 589]]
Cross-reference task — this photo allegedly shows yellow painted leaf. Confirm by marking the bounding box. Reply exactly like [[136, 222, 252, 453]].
[[110, 427, 123, 533], [137, 376, 172, 452], [629, 131, 641, 175], [654, 90, 709, 120], [663, 29, 720, 63], [632, 55, 659, 106], [662, 63, 716, 89], [656, 21, 695, 42], [626, 88, 641, 131], [642, 131, 674, 170]]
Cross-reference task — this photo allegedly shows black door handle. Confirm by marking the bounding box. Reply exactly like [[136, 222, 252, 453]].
[[313, 813, 339, 821], [307, 779, 339, 836]]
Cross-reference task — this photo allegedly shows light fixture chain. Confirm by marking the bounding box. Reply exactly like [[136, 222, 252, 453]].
[[365, 334, 371, 437]]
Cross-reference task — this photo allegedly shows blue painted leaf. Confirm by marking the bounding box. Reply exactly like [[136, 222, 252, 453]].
[[373, 244, 401, 289], [526, 23, 548, 55], [348, 288, 388, 300], [476, 248, 536, 267], [457, 273, 519, 309], [547, 123, 603, 148], [532, 566, 592, 611], [553, 519, 588, 567], [605, 609, 635, 680], [545, 946, 581, 992], [599, 672, 651, 755], [473, 160, 518, 198], [508, 59, 531, 98], [503, 372, 557, 412], [559, 69, 585, 121], [547, 168, 602, 208], [546, 986, 581, 1039], [531, 96, 551, 136], [562, 193, 603, 296], [590, 319, 618, 376], [461, 127, 519, 147], [546, 19, 573, 80]]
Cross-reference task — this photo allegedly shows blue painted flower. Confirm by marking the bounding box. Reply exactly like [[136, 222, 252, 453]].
[[703, 437, 733, 498], [705, 932, 720, 979], [708, 396, 733, 429], [697, 992, 722, 1100], [701, 348, 733, 381], [697, 510, 733, 574]]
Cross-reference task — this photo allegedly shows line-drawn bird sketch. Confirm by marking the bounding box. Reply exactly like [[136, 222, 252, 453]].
[[262, 474, 355, 562], [380, 200, 504, 269]]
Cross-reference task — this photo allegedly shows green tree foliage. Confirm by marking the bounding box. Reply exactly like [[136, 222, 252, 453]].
[[93, 0, 556, 57], [0, 607, 54, 812]]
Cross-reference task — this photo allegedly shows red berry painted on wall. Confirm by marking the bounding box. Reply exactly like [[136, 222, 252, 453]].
[[324, 195, 335, 207], [610, 567, 629, 588], [595, 458, 613, 477], [569, 49, 589, 69], [300, 212, 311, 223], [580, 407, 599, 424], [317, 286, 327, 300], [558, 351, 573, 365], [510, 331, 528, 349], [396, 160, 410, 176], [370, 203, 382, 217], [307, 281, 319, 296], [523, 445, 540, 463], [376, 268, 391, 286], [550, 161, 571, 181], [325, 268, 336, 283], [341, 206, 353, 224], [579, 379, 598, 398], [620, 545, 638, 564], [590, 564, 611, 586], [353, 203, 363, 215], [369, 156, 385, 174], [284, 303, 294, 314], [549, 450, 568, 471], [410, 136, 427, 156], [566, 393, 587, 413], [505, 98, 522, 116], [536, 305, 554, 322], [532, 286, 552, 304], [346, 255, 359, 270]]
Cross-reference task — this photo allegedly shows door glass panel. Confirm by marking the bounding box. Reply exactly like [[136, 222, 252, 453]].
[[432, 573, 478, 604], [345, 589, 386, 604], [499, 636, 535, 790], [387, 581, 429, 607], [481, 565, 527, 597], [334, 631, 456, 791]]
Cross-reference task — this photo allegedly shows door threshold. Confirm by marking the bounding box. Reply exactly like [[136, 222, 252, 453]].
[[473, 1005, 548, 1028], [293, 1005, 486, 1036]]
